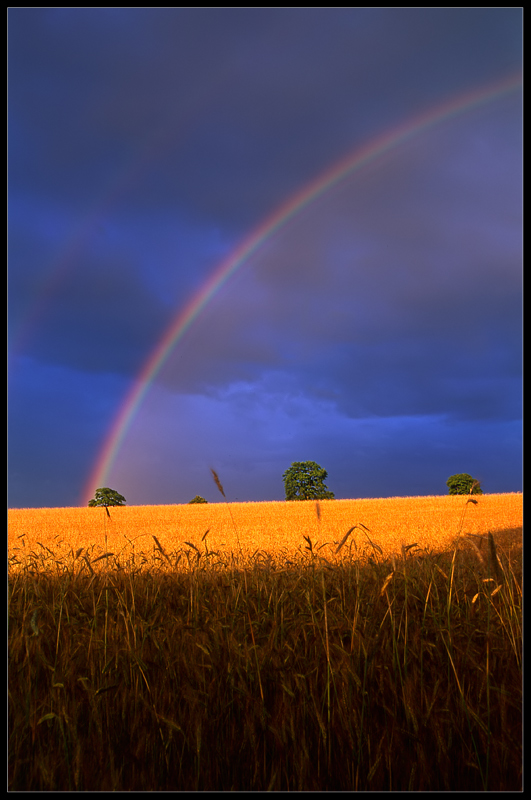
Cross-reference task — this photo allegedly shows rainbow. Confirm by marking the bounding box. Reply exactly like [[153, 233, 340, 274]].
[[82, 72, 522, 505], [10, 160, 146, 358]]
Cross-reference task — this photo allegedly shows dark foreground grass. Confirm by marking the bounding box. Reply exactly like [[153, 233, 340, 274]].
[[8, 529, 522, 791]]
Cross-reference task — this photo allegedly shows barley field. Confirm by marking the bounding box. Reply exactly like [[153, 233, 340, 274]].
[[7, 492, 523, 572], [8, 493, 522, 790]]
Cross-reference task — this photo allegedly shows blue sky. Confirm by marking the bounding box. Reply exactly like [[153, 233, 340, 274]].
[[8, 8, 522, 507]]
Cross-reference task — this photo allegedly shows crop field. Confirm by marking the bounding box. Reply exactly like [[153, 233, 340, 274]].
[[8, 492, 523, 572], [8, 493, 522, 790]]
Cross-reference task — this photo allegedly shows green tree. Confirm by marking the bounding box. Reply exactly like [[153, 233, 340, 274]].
[[88, 487, 126, 508], [446, 473, 483, 496], [283, 461, 335, 501], [188, 495, 208, 504]]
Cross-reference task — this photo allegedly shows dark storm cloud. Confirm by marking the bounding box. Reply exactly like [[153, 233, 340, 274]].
[[9, 8, 522, 221]]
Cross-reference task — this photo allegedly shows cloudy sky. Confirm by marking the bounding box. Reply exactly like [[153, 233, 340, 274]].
[[9, 8, 522, 508]]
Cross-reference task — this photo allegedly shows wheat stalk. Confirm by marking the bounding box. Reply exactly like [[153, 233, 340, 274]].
[[210, 468, 226, 498], [210, 468, 242, 556], [487, 532, 503, 583]]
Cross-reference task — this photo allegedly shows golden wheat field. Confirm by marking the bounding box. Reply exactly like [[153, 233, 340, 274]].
[[8, 493, 522, 572]]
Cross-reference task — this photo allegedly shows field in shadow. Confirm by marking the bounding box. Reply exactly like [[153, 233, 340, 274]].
[[8, 526, 521, 790]]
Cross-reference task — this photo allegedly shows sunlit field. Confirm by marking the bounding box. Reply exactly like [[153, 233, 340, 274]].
[[8, 493, 522, 790], [8, 493, 522, 572]]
